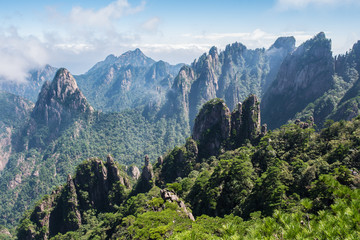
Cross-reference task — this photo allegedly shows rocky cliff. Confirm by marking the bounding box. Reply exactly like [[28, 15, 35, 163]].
[[27, 68, 93, 148], [17, 157, 131, 239], [134, 155, 155, 193], [192, 98, 231, 158], [158, 95, 262, 185], [0, 91, 34, 171], [261, 32, 334, 129], [163, 37, 294, 128], [75, 49, 183, 112]]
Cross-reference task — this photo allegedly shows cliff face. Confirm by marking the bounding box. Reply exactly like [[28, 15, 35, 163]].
[[17, 157, 130, 239], [192, 95, 261, 159], [158, 95, 262, 185], [0, 91, 34, 171], [192, 98, 231, 158], [134, 155, 155, 193], [75, 49, 183, 112], [27, 68, 93, 148], [230, 95, 261, 148], [261, 32, 334, 129], [164, 37, 293, 128]]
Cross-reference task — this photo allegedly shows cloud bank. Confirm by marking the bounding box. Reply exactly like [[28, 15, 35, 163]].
[[0, 28, 48, 83]]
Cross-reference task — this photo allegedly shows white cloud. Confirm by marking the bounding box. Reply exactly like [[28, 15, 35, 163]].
[[275, 0, 358, 10], [68, 0, 145, 29], [141, 17, 161, 32], [0, 28, 48, 83]]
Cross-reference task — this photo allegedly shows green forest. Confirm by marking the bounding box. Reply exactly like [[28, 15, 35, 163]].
[[15, 100, 360, 239]]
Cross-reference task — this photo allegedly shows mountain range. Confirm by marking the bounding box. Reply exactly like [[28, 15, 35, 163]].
[[1, 32, 360, 237]]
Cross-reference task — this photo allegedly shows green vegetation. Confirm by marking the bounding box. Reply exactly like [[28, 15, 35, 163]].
[[16, 113, 360, 239], [0, 108, 188, 229]]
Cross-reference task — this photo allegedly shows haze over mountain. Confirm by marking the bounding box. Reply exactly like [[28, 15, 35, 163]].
[[75, 48, 183, 112], [2, 32, 360, 239]]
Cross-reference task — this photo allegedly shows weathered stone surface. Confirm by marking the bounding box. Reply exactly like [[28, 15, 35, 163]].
[[262, 32, 334, 129], [129, 165, 141, 180], [134, 155, 155, 193], [192, 98, 231, 158], [160, 189, 195, 221], [28, 68, 93, 147], [20, 158, 130, 239]]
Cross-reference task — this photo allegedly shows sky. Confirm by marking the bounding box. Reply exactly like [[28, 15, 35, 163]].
[[0, 0, 360, 82]]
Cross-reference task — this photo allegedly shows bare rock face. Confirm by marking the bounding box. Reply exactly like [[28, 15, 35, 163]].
[[18, 158, 130, 239], [261, 32, 334, 129], [28, 68, 93, 147], [160, 189, 195, 221], [230, 95, 261, 147], [129, 165, 141, 180], [240, 95, 261, 141], [135, 155, 155, 193], [192, 98, 231, 158]]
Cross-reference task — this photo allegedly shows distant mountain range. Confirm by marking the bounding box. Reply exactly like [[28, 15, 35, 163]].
[[2, 32, 360, 230]]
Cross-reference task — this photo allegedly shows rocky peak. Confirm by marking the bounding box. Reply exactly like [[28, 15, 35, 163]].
[[241, 95, 261, 139], [192, 98, 231, 158], [160, 189, 195, 221], [116, 48, 155, 67], [230, 95, 261, 147], [128, 165, 141, 180], [29, 68, 93, 144], [269, 36, 296, 52], [261, 32, 334, 129], [19, 158, 130, 239], [134, 155, 155, 193]]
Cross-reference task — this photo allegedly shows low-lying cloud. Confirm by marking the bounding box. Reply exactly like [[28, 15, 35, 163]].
[[0, 28, 48, 83]]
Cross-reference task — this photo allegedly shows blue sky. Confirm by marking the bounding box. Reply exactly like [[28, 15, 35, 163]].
[[0, 0, 360, 81]]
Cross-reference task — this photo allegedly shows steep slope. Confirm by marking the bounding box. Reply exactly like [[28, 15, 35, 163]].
[[17, 97, 360, 239], [0, 68, 188, 228], [75, 49, 183, 112], [289, 39, 360, 127], [0, 91, 34, 171], [25, 68, 93, 149], [17, 157, 131, 239], [0, 65, 57, 102], [163, 37, 295, 127], [261, 32, 334, 129]]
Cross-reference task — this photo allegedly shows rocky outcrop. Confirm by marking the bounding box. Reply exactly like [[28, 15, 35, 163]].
[[134, 155, 155, 193], [192, 98, 231, 158], [192, 95, 261, 158], [128, 165, 141, 180], [0, 91, 34, 171], [31, 68, 93, 125], [18, 158, 130, 239], [76, 49, 182, 112], [27, 68, 93, 147], [231, 95, 261, 147], [261, 32, 334, 129], [160, 189, 195, 221], [164, 37, 295, 130]]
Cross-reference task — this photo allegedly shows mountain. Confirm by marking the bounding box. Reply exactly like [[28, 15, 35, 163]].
[[0, 91, 34, 171], [17, 96, 360, 239], [261, 33, 360, 129], [162, 37, 295, 128], [0, 68, 188, 228], [0, 65, 57, 102], [75, 49, 183, 112], [261, 32, 334, 129]]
